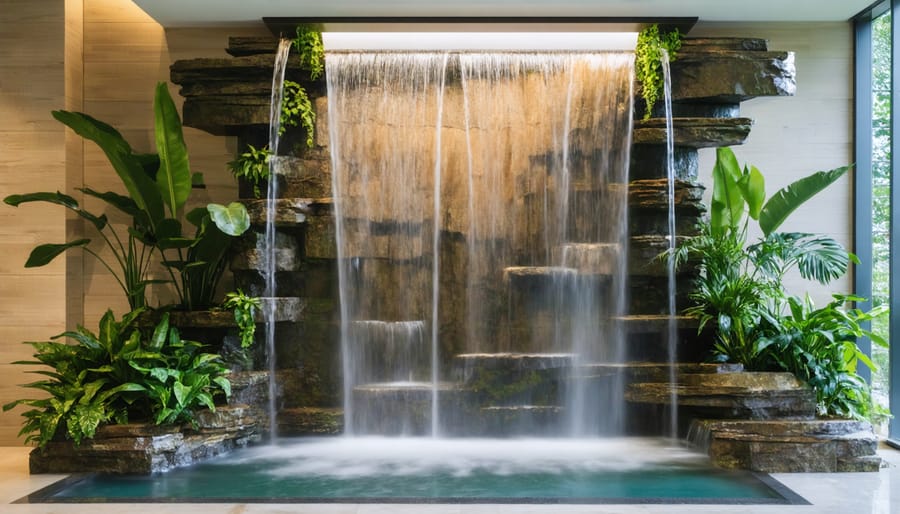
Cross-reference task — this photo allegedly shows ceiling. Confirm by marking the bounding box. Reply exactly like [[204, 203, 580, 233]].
[[132, 0, 876, 28]]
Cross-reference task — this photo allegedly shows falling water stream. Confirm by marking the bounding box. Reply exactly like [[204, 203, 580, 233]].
[[263, 38, 293, 441], [661, 49, 679, 439]]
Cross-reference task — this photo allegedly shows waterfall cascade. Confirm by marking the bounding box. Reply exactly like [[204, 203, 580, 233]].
[[326, 51, 634, 436]]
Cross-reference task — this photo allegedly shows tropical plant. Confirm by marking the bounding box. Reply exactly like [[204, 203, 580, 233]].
[[4, 83, 250, 310], [280, 79, 316, 148], [675, 148, 889, 421], [2, 309, 231, 448], [223, 289, 261, 348], [759, 294, 889, 421], [293, 25, 325, 80], [635, 24, 682, 120], [228, 144, 271, 198], [674, 147, 853, 365]]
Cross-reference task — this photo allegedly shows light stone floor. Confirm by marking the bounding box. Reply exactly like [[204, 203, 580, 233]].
[[1, 445, 898, 514]]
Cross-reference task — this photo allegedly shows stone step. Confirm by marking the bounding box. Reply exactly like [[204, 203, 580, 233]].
[[626, 372, 817, 420], [628, 178, 705, 237], [350, 381, 462, 436], [551, 243, 619, 275], [239, 154, 333, 200], [453, 353, 571, 408], [276, 407, 343, 436], [690, 419, 880, 472], [244, 197, 332, 227], [632, 117, 753, 148], [576, 362, 742, 383], [669, 50, 795, 104]]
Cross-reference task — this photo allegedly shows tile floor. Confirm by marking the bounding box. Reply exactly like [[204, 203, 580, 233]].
[[0, 445, 897, 514]]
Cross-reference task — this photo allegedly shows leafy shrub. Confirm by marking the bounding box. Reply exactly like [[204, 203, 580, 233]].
[[228, 144, 271, 198], [2, 309, 230, 447], [223, 289, 261, 348], [675, 147, 887, 421]]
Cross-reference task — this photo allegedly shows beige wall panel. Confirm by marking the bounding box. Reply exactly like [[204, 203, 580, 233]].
[[84, 0, 153, 23], [691, 21, 853, 304], [84, 21, 166, 63]]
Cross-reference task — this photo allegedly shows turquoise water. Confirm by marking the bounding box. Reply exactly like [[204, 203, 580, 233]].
[[40, 438, 796, 503]]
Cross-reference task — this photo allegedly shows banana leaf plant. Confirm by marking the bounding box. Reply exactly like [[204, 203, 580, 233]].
[[673, 147, 856, 369], [4, 83, 249, 310]]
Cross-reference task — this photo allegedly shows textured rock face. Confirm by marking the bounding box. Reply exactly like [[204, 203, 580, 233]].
[[691, 419, 881, 472]]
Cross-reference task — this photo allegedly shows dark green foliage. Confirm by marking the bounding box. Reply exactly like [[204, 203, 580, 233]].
[[280, 80, 316, 148], [1, 310, 230, 448], [759, 295, 888, 421], [292, 25, 325, 80], [674, 147, 885, 421], [4, 83, 250, 310], [223, 289, 261, 348], [635, 24, 682, 120], [228, 144, 271, 198]]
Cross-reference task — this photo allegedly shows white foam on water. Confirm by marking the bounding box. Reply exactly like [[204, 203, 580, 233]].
[[223, 437, 707, 478]]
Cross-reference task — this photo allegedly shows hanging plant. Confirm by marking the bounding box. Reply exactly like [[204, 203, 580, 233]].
[[293, 25, 325, 80], [280, 80, 316, 148], [635, 24, 683, 120]]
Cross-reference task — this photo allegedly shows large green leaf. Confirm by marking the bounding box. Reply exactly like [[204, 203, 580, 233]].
[[207, 202, 250, 236], [52, 110, 165, 230], [758, 165, 851, 236], [737, 165, 765, 220], [25, 240, 90, 267], [78, 188, 141, 218], [5, 192, 108, 231], [710, 147, 745, 236], [153, 82, 192, 217]]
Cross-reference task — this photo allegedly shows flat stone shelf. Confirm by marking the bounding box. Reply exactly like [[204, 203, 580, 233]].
[[628, 234, 696, 276], [29, 406, 260, 474], [576, 362, 742, 383], [162, 297, 306, 326], [632, 117, 753, 148], [627, 372, 817, 420], [245, 197, 332, 227], [613, 314, 700, 333], [691, 419, 881, 472], [628, 178, 705, 211], [454, 352, 575, 374], [670, 49, 796, 103], [551, 243, 619, 275]]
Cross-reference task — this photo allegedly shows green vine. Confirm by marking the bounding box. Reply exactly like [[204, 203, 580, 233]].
[[280, 80, 316, 148], [635, 24, 683, 120], [293, 25, 325, 80], [227, 144, 271, 198], [224, 289, 261, 348]]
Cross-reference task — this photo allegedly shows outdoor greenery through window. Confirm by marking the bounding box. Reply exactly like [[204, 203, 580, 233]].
[[871, 8, 892, 433]]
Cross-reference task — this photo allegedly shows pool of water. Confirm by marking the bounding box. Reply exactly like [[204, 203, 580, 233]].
[[22, 437, 807, 504]]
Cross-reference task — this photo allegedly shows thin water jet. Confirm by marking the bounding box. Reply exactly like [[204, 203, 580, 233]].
[[661, 49, 679, 440], [263, 38, 293, 442]]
